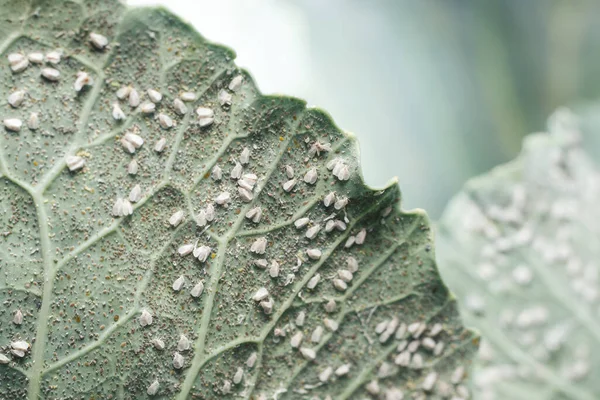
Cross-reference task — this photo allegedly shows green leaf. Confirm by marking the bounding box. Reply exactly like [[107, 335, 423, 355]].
[[437, 109, 600, 400], [0, 1, 475, 399]]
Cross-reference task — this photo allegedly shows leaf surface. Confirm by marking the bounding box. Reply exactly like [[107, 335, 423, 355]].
[[0, 1, 475, 399]]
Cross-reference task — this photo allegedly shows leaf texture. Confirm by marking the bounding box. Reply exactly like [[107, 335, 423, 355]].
[[0, 1, 475, 399]]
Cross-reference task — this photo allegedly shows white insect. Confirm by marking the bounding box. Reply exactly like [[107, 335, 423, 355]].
[[338, 269, 353, 282], [158, 114, 173, 129], [366, 380, 380, 395], [169, 210, 185, 227], [308, 141, 332, 157], [319, 366, 333, 382], [306, 274, 320, 290], [215, 192, 231, 205], [323, 192, 335, 207], [335, 364, 351, 376], [246, 352, 258, 368], [233, 367, 244, 384], [27, 113, 39, 130], [451, 366, 465, 384], [196, 210, 208, 227], [303, 168, 318, 184], [245, 207, 262, 223], [324, 318, 338, 331], [74, 71, 93, 92], [178, 243, 194, 256], [290, 331, 303, 348], [41, 67, 60, 81], [334, 196, 348, 210], [218, 89, 232, 107], [112, 198, 133, 217], [238, 187, 253, 202], [180, 92, 196, 102], [147, 380, 160, 396], [154, 137, 167, 153], [229, 75, 243, 91], [324, 299, 336, 313], [283, 179, 296, 192], [140, 102, 156, 114], [8, 53, 28, 73], [45, 50, 62, 64], [269, 260, 280, 278], [8, 90, 25, 108], [129, 88, 140, 107], [394, 351, 410, 367], [206, 204, 215, 221], [173, 352, 185, 369], [193, 245, 211, 263], [197, 106, 214, 127], [147, 88, 162, 103], [230, 162, 243, 179], [222, 380, 232, 394], [139, 309, 153, 327], [27, 52, 44, 64], [0, 354, 10, 364], [13, 309, 23, 325], [121, 132, 144, 153], [334, 164, 351, 181], [177, 334, 191, 351], [260, 297, 274, 314], [299, 347, 316, 360], [191, 281, 204, 298], [112, 103, 126, 120], [250, 237, 267, 254], [173, 98, 187, 115], [285, 165, 294, 179], [305, 224, 321, 240], [347, 257, 359, 273], [422, 372, 438, 391], [308, 326, 323, 346], [306, 248, 322, 260], [252, 287, 269, 302], [332, 279, 347, 292], [116, 85, 131, 99], [294, 217, 310, 229], [211, 165, 223, 181], [254, 259, 268, 269], [127, 159, 139, 175], [355, 228, 367, 245], [240, 147, 251, 165], [89, 32, 109, 50], [10, 341, 29, 358], [172, 275, 185, 291], [66, 155, 85, 172]]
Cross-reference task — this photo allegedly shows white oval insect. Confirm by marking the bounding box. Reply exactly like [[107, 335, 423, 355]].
[[230, 162, 243, 179], [13, 310, 23, 325], [147, 380, 160, 396], [245, 207, 262, 223], [323, 192, 335, 207], [28, 52, 44, 64], [191, 281, 204, 298], [112, 102, 126, 120], [140, 102, 156, 114], [238, 187, 253, 202], [116, 85, 131, 99], [173, 98, 187, 115], [260, 297, 274, 314], [127, 159, 139, 175], [158, 114, 173, 129], [218, 89, 232, 107], [311, 326, 323, 344], [246, 352, 258, 368], [233, 367, 244, 384], [324, 318, 339, 332], [89, 32, 109, 50], [269, 260, 280, 278], [3, 118, 22, 132], [319, 366, 333, 382], [215, 192, 231, 205], [299, 347, 316, 360], [254, 259, 268, 269], [169, 210, 185, 227], [41, 67, 60, 81], [8, 90, 25, 108], [295, 311, 306, 327], [306, 248, 322, 260], [303, 168, 318, 185], [240, 147, 251, 165], [338, 269, 353, 283], [154, 137, 167, 153], [129, 88, 140, 108], [151, 338, 165, 350], [211, 165, 223, 181], [324, 299, 336, 313], [252, 287, 269, 302], [66, 155, 85, 172], [74, 71, 93, 92], [45, 50, 61, 64], [229, 75, 243, 91], [347, 257, 359, 273], [129, 184, 142, 203], [173, 352, 185, 369], [177, 334, 191, 351], [193, 245, 211, 263], [147, 88, 162, 103], [0, 354, 10, 364], [335, 364, 351, 376], [306, 273, 320, 290], [305, 224, 321, 240], [294, 217, 310, 229], [172, 275, 185, 292], [355, 228, 367, 245], [250, 237, 267, 254], [290, 331, 303, 348], [139, 309, 153, 327], [282, 179, 296, 192], [332, 278, 347, 292], [27, 113, 39, 130], [180, 92, 196, 102]]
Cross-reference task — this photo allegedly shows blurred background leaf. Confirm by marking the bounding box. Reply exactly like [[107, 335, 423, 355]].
[[131, 0, 600, 216]]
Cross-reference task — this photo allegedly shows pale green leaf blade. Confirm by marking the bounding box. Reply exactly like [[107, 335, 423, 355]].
[[0, 2, 475, 399], [438, 109, 600, 400]]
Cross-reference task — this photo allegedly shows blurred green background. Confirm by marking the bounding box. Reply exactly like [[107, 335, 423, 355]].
[[131, 0, 600, 217]]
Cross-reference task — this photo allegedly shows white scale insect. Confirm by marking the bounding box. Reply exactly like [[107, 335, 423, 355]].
[[158, 114, 173, 129], [45, 50, 61, 64], [28, 113, 39, 130], [112, 103, 126, 120], [147, 380, 160, 396], [303, 168, 318, 185], [311, 326, 323, 343], [139, 309, 153, 327], [191, 281, 204, 298], [245, 206, 262, 223], [233, 367, 244, 384], [140, 102, 155, 114], [246, 352, 257, 368], [319, 366, 333, 382], [250, 237, 267, 254], [127, 159, 139, 175], [121, 132, 144, 153], [112, 198, 133, 217], [294, 217, 310, 229], [172, 275, 185, 291], [252, 287, 269, 302], [240, 147, 251, 165], [13, 310, 23, 325], [129, 184, 142, 203], [154, 137, 167, 152], [3, 118, 22, 132], [299, 347, 316, 360], [306, 273, 320, 290], [173, 98, 187, 115], [28, 52, 44, 64], [215, 192, 231, 205], [129, 88, 140, 108], [8, 90, 25, 108], [89, 32, 109, 50], [269, 260, 280, 278], [177, 334, 191, 351], [229, 75, 243, 92], [194, 245, 211, 263], [74, 71, 93, 92], [305, 224, 321, 240], [41, 67, 60, 81], [147, 88, 162, 103], [8, 53, 28, 73], [306, 248, 322, 260], [169, 210, 184, 227], [290, 331, 303, 348], [116, 85, 131, 100], [283, 179, 296, 192], [173, 352, 185, 369], [211, 165, 223, 181]]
